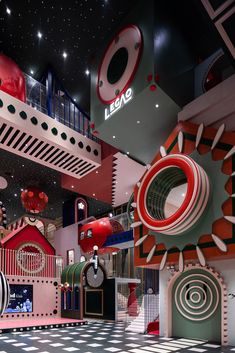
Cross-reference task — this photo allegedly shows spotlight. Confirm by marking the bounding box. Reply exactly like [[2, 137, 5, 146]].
[[6, 7, 11, 15], [37, 31, 42, 39], [85, 69, 90, 76], [62, 51, 68, 59]]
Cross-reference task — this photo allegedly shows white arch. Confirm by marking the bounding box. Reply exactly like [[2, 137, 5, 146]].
[[165, 263, 228, 345]]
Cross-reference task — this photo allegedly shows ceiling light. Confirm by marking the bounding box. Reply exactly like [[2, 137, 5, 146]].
[[85, 69, 90, 76], [53, 181, 56, 185], [93, 193, 96, 196], [113, 135, 116, 139], [22, 164, 24, 167], [96, 171, 99, 174], [30, 69, 34, 75], [20, 188, 24, 192], [137, 120, 140, 124], [71, 185, 74, 188], [14, 193, 17, 197], [73, 98, 76, 102], [155, 103, 159, 108], [6, 7, 11, 15], [37, 31, 42, 39], [0, 176, 8, 190], [62, 51, 68, 59], [126, 152, 129, 155]]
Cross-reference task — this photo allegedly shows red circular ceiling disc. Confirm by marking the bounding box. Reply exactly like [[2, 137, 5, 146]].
[[97, 24, 143, 104]]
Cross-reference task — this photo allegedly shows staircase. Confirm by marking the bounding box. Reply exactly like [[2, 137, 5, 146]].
[[125, 294, 159, 334]]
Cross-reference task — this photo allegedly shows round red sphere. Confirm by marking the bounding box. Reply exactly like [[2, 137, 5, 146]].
[[0, 54, 26, 102], [149, 84, 157, 92], [21, 187, 48, 214]]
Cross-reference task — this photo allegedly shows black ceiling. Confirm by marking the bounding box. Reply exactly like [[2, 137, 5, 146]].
[[0, 0, 136, 113], [0, 149, 112, 224], [0, 0, 230, 114]]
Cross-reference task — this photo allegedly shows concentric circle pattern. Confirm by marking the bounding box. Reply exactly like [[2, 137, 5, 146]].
[[174, 273, 219, 321], [137, 154, 210, 235], [97, 25, 142, 104]]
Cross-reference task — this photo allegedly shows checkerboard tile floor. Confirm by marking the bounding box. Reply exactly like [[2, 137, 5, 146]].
[[0, 321, 233, 353]]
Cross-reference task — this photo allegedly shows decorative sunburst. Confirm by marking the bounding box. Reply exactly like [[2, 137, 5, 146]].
[[133, 122, 235, 272]]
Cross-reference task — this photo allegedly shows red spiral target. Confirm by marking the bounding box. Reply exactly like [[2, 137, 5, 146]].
[[137, 154, 210, 235]]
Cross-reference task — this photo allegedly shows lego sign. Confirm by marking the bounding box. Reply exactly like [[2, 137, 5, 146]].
[[105, 88, 133, 120]]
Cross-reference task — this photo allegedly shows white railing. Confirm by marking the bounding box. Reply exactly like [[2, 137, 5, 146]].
[[0, 248, 63, 278]]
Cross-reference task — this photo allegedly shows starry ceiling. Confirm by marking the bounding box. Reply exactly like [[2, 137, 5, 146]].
[[0, 149, 112, 224], [0, 0, 136, 114]]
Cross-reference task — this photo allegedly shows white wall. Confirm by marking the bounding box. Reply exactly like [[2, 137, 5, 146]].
[[159, 259, 235, 346], [54, 223, 81, 265], [209, 258, 235, 346]]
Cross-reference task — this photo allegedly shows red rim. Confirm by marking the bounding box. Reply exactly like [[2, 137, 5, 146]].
[[96, 24, 143, 104], [137, 157, 195, 229]]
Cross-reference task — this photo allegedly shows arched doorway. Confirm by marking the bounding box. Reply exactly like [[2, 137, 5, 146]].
[[166, 264, 228, 344]]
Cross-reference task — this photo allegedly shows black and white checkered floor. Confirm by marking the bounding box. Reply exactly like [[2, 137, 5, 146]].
[[0, 321, 234, 353]]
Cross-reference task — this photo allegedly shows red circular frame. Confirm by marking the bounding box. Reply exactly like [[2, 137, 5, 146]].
[[137, 156, 197, 230], [96, 24, 143, 104]]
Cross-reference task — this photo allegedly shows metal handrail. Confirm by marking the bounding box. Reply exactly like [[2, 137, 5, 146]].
[[0, 248, 63, 278], [24, 73, 100, 143]]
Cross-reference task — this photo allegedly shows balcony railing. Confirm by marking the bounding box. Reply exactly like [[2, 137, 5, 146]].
[[24, 73, 99, 143], [0, 248, 63, 278]]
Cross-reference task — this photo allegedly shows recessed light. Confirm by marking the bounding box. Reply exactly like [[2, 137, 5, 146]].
[[62, 51, 68, 59], [85, 69, 90, 76], [93, 193, 96, 196], [155, 103, 159, 108], [96, 171, 99, 174], [113, 135, 116, 139], [22, 164, 24, 167], [14, 193, 17, 197], [137, 120, 140, 124], [37, 31, 42, 39], [71, 185, 74, 188]]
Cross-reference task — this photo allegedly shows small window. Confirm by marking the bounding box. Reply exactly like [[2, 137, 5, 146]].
[[87, 229, 92, 238], [80, 231, 85, 240], [67, 249, 75, 265]]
